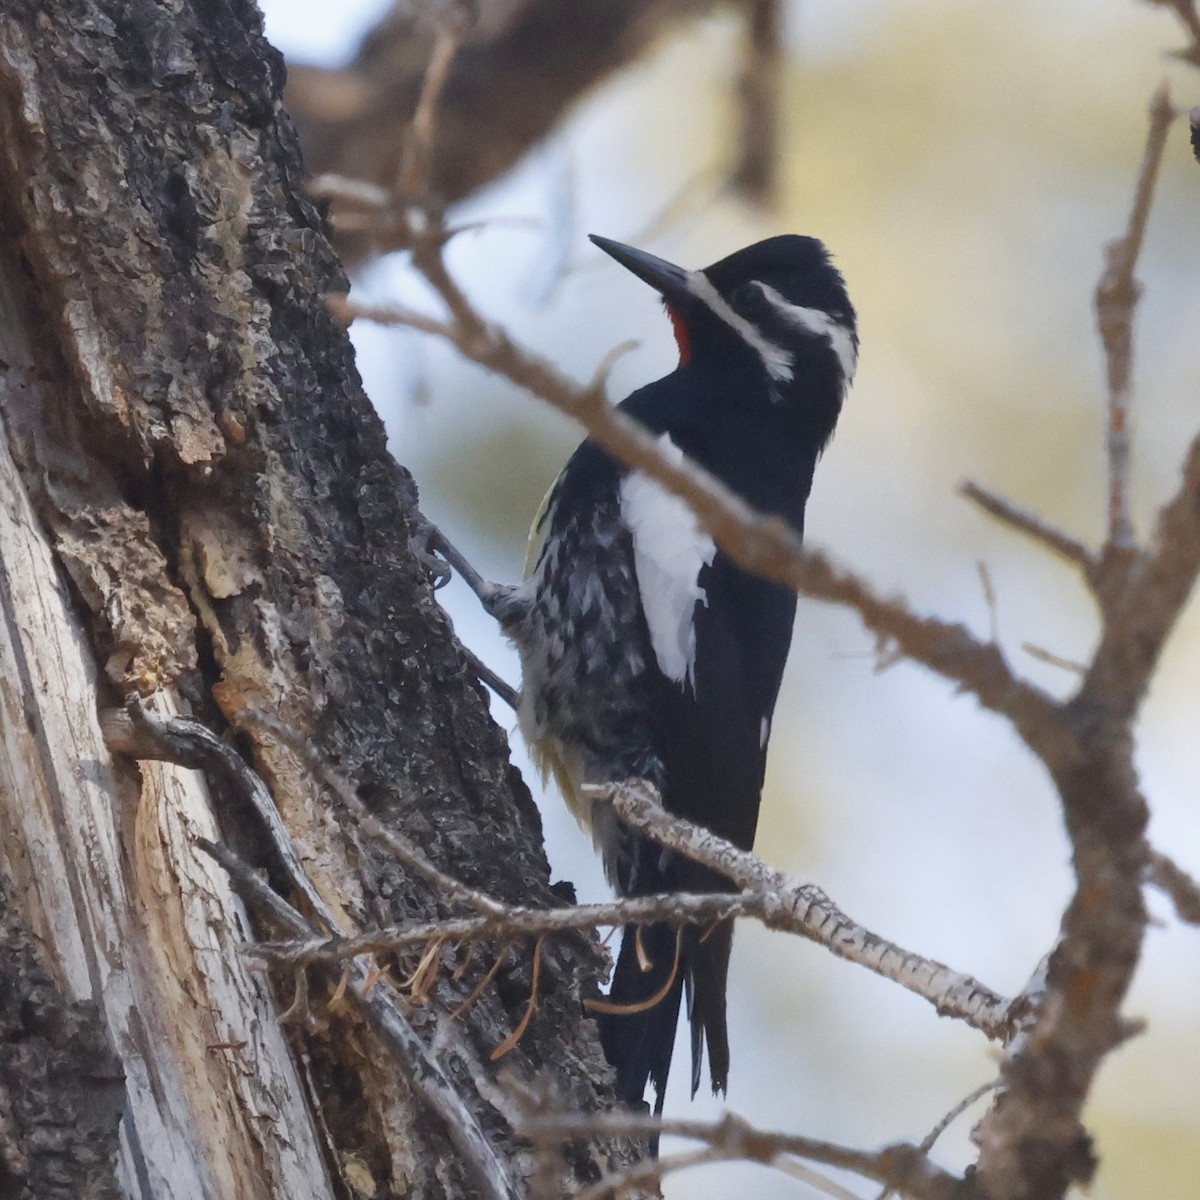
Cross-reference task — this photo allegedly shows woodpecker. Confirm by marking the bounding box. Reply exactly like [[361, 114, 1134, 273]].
[[481, 233, 859, 1117], [428, 234, 856, 1116]]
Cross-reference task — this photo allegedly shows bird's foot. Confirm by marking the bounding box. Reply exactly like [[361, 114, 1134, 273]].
[[411, 512, 454, 590], [411, 511, 509, 615]]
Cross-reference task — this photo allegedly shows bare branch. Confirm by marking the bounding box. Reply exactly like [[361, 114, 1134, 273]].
[[577, 1145, 719, 1200], [338, 277, 1070, 762], [1146, 848, 1200, 925], [1094, 82, 1176, 549], [1080, 430, 1200, 718], [101, 697, 342, 933], [256, 892, 746, 962], [731, 0, 782, 206], [397, 15, 467, 196], [1148, 0, 1200, 64], [330, 292, 451, 340], [461, 646, 520, 710], [960, 480, 1097, 574], [308, 172, 395, 212], [977, 561, 1000, 645], [517, 1106, 969, 1200], [772, 1158, 866, 1200], [967, 82, 1185, 1200], [242, 707, 508, 918], [249, 769, 1012, 1042], [875, 1079, 999, 1200], [595, 781, 1015, 1039], [258, 857, 1013, 1042]]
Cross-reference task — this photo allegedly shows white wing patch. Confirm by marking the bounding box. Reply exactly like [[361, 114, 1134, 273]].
[[619, 435, 717, 686], [756, 282, 858, 386]]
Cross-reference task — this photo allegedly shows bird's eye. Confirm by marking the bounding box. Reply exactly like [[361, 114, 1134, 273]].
[[732, 282, 768, 313]]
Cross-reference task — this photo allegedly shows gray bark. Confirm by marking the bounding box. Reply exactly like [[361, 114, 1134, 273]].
[[0, 2, 632, 1196]]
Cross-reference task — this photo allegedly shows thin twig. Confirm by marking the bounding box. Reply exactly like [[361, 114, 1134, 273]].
[[1021, 643, 1086, 675], [576, 1146, 719, 1200], [977, 560, 1000, 645], [1094, 82, 1177, 550], [874, 1079, 998, 1200], [242, 707, 507, 918], [256, 893, 747, 961], [450, 943, 514, 1020], [461, 645, 519, 710], [101, 696, 341, 933], [1151, 0, 1200, 64], [398, 18, 466, 195], [960, 480, 1097, 574], [771, 1157, 865, 1200], [1146, 849, 1200, 925], [919, 1079, 999, 1153], [490, 935, 545, 1060], [518, 1108, 967, 1200], [308, 173, 395, 212]]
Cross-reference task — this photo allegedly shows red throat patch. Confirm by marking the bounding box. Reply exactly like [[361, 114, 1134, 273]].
[[665, 302, 692, 366]]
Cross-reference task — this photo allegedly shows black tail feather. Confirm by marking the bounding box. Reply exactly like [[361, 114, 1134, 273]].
[[687, 918, 733, 1096], [599, 916, 734, 1120], [599, 922, 685, 1114]]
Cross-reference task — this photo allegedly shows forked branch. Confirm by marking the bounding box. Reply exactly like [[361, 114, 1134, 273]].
[[514, 1101, 968, 1200], [257, 777, 1015, 1041]]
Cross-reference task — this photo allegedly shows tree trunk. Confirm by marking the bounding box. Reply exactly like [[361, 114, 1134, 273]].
[[0, 3, 628, 1197]]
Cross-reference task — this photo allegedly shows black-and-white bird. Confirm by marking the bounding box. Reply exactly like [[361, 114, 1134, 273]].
[[432, 233, 856, 1116], [504, 234, 855, 1114]]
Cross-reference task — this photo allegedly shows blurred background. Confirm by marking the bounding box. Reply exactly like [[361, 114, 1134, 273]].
[[261, 2, 1199, 1195]]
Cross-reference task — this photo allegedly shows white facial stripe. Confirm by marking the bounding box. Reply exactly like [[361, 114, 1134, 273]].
[[619, 435, 717, 687], [756, 282, 858, 383], [685, 270, 794, 382]]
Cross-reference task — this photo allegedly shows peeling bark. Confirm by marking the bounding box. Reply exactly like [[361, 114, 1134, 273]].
[[0, 3, 631, 1197]]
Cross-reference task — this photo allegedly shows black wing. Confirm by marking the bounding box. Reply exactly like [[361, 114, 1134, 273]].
[[603, 549, 796, 1105]]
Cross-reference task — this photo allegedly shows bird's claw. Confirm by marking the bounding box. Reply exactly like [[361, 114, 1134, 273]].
[[411, 515, 454, 590]]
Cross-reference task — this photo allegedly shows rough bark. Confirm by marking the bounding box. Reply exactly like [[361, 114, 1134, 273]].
[[0, 879, 124, 1200], [0, 2, 629, 1197]]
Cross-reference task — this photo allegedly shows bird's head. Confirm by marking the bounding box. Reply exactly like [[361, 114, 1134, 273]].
[[590, 234, 856, 446]]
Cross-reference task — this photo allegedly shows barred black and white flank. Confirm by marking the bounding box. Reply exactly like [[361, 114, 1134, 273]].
[[499, 234, 856, 1119]]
